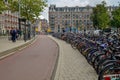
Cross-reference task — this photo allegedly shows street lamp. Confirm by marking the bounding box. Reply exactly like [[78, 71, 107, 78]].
[[26, 21, 31, 40], [32, 26, 34, 37], [18, 0, 21, 17], [18, 0, 21, 30]]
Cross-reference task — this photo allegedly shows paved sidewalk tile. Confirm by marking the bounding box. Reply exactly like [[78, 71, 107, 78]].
[[0, 37, 35, 53], [0, 36, 36, 59], [0, 39, 24, 53], [49, 35, 98, 80]]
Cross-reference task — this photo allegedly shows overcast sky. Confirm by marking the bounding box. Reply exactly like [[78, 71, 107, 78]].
[[39, 0, 120, 20]]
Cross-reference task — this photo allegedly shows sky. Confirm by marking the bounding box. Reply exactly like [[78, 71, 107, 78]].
[[39, 0, 120, 20]]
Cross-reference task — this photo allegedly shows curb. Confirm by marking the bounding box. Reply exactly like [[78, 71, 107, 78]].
[[0, 36, 37, 60], [47, 35, 60, 80]]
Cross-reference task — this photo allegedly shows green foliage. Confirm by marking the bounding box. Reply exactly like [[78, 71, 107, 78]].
[[91, 1, 110, 30], [8, 0, 47, 22], [0, 0, 8, 14], [111, 7, 120, 28]]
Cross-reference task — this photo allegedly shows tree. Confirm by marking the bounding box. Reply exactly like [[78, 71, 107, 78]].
[[91, 7, 99, 29], [91, 1, 110, 30], [0, 0, 8, 14], [8, 0, 47, 22], [111, 6, 120, 32]]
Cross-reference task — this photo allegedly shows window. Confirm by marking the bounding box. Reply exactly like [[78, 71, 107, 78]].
[[76, 15, 78, 18]]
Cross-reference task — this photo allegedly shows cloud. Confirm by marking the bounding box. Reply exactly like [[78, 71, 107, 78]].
[[40, 7, 48, 20], [50, 0, 89, 7], [105, 0, 120, 6], [39, 15, 45, 19]]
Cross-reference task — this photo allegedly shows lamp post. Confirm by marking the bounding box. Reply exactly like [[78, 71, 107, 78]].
[[18, 0, 20, 15], [27, 21, 31, 40], [33, 24, 36, 37], [18, 0, 21, 30]]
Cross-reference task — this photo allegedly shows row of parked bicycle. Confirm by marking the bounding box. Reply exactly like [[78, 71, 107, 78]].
[[52, 32, 120, 80]]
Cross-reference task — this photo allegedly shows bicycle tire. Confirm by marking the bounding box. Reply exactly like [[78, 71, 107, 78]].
[[96, 58, 112, 74], [71, 41, 77, 49], [83, 48, 92, 58], [98, 63, 120, 80], [97, 60, 118, 74], [92, 53, 105, 68], [87, 50, 99, 64]]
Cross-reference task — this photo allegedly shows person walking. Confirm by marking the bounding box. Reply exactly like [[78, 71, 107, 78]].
[[10, 27, 17, 42]]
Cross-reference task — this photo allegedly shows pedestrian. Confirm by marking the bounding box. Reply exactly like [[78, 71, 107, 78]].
[[10, 28, 13, 40], [62, 28, 65, 33], [10, 27, 17, 42]]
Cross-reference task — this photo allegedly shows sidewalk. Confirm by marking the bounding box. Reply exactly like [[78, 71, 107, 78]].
[[0, 36, 36, 59], [48, 35, 98, 80]]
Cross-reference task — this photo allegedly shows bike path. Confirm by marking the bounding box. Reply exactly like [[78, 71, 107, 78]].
[[49, 35, 98, 80], [0, 35, 59, 80]]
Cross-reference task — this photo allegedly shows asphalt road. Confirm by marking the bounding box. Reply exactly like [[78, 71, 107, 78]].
[[0, 35, 59, 80]]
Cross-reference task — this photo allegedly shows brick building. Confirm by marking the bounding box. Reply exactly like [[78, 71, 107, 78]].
[[49, 5, 118, 33], [40, 19, 49, 32], [0, 10, 19, 35], [49, 5, 93, 32]]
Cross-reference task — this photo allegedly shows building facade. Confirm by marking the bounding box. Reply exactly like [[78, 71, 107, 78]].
[[49, 5, 118, 32], [49, 5, 93, 32], [0, 10, 19, 35], [40, 19, 49, 32]]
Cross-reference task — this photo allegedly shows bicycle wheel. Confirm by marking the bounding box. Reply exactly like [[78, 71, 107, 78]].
[[71, 41, 77, 49], [96, 58, 112, 74], [81, 45, 86, 54], [97, 60, 117, 74], [86, 49, 98, 62], [77, 42, 85, 53], [87, 50, 99, 65], [82, 48, 92, 58], [92, 53, 105, 68], [98, 64, 120, 80]]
